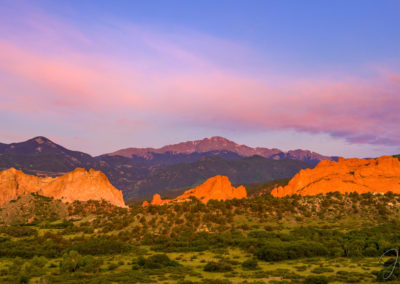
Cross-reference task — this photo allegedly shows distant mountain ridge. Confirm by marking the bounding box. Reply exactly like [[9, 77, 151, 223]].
[[0, 136, 327, 199], [106, 136, 336, 165], [0, 136, 148, 191], [0, 136, 93, 169]]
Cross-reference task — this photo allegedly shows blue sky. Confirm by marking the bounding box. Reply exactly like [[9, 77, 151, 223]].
[[0, 0, 399, 157]]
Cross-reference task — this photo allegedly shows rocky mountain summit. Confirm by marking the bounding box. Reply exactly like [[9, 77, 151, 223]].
[[107, 136, 335, 165], [0, 168, 127, 207], [271, 156, 400, 197], [143, 175, 247, 206]]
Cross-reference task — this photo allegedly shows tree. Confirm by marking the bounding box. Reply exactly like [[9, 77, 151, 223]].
[[60, 250, 81, 273]]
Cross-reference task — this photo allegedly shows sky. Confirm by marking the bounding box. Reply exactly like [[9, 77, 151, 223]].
[[0, 0, 399, 157]]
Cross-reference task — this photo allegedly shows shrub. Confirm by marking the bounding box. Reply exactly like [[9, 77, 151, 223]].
[[241, 259, 258, 270], [256, 241, 329, 261], [18, 274, 30, 284], [303, 275, 329, 284], [137, 254, 179, 269], [203, 261, 232, 272], [311, 267, 334, 274], [59, 250, 81, 273], [59, 251, 102, 273]]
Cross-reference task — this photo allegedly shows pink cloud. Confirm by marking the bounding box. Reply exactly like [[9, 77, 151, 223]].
[[0, 8, 399, 147], [0, 41, 150, 113], [152, 71, 400, 146]]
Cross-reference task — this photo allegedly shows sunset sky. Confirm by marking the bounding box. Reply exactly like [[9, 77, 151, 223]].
[[1, 0, 399, 157]]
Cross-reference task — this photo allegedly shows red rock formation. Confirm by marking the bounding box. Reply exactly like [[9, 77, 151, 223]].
[[0, 168, 127, 207], [271, 156, 400, 197], [143, 175, 247, 206], [150, 193, 165, 205]]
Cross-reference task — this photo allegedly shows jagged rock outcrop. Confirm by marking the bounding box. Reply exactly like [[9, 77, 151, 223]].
[[271, 156, 400, 197], [0, 168, 127, 207], [143, 175, 247, 206]]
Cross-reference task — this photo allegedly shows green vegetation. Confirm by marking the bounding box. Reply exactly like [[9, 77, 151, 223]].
[[137, 254, 179, 269], [1, 191, 400, 283], [241, 178, 290, 196]]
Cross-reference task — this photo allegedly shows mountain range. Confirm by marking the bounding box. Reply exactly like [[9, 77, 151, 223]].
[[106, 136, 336, 166], [0, 136, 336, 199]]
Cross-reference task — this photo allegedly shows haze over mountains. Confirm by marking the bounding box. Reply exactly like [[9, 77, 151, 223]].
[[0, 136, 337, 199]]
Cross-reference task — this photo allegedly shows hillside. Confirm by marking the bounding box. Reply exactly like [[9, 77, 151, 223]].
[[0, 194, 68, 225], [0, 192, 398, 283], [0, 193, 127, 225]]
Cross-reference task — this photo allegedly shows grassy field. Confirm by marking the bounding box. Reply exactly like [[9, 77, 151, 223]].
[[0, 247, 383, 283], [1, 192, 399, 283]]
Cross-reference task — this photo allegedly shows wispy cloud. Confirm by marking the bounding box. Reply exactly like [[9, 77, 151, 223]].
[[0, 1, 399, 151]]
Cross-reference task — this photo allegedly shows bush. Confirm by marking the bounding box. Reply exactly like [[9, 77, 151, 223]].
[[137, 254, 179, 269], [256, 246, 286, 261], [203, 261, 232, 272], [311, 267, 334, 274], [59, 251, 102, 273], [59, 250, 81, 273], [18, 274, 30, 284], [241, 259, 258, 270], [256, 241, 329, 261], [303, 275, 329, 284]]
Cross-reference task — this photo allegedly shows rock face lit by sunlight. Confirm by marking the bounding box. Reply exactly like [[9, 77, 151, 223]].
[[272, 156, 400, 197], [0, 168, 127, 207], [144, 175, 247, 206]]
